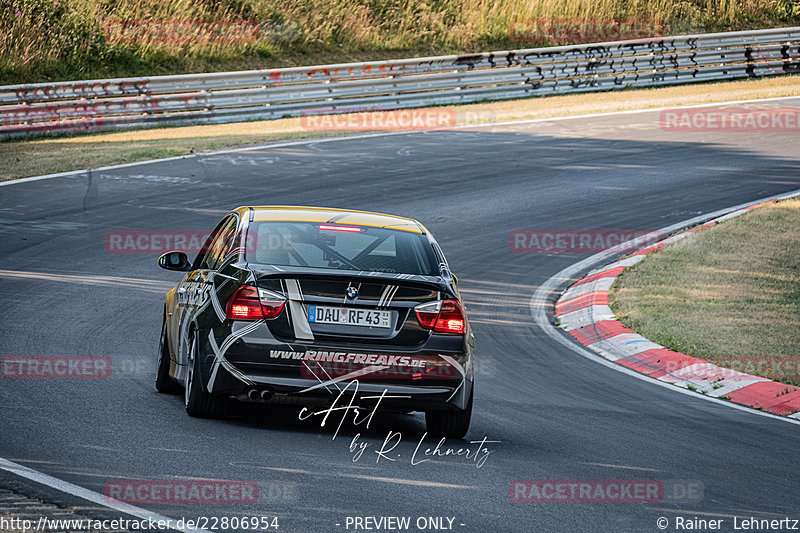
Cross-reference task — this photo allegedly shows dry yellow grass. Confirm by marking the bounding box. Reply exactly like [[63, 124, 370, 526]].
[[1, 0, 797, 83], [2, 75, 798, 182], [610, 198, 800, 386]]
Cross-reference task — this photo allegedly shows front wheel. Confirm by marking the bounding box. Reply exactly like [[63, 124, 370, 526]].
[[425, 389, 472, 439], [184, 331, 225, 418]]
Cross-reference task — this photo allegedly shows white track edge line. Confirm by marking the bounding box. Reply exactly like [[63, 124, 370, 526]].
[[0, 457, 210, 533], [530, 187, 800, 427], [2, 94, 798, 188]]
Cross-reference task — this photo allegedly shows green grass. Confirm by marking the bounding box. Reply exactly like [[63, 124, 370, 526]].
[[1, 0, 799, 83], [610, 199, 800, 387]]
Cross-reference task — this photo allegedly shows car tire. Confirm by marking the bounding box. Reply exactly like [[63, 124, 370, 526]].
[[184, 331, 225, 418], [155, 319, 180, 394], [425, 388, 472, 439]]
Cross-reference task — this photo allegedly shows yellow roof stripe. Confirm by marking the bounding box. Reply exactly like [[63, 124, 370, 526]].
[[247, 206, 426, 234]]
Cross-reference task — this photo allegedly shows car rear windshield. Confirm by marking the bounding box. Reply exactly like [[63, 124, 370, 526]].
[[245, 221, 439, 276]]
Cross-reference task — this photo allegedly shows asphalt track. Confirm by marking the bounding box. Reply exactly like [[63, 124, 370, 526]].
[[2, 98, 800, 533]]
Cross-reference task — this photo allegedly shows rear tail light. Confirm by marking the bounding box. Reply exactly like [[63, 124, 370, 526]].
[[414, 299, 465, 334], [415, 301, 441, 329], [226, 286, 286, 320]]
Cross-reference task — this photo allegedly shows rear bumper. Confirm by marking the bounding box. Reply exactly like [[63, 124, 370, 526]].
[[195, 324, 473, 411], [232, 375, 472, 412]]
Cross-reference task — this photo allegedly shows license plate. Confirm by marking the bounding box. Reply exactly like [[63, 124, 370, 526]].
[[307, 305, 391, 328]]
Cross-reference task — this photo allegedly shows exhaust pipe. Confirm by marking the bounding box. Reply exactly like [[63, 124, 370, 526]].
[[260, 389, 273, 401], [247, 389, 260, 401]]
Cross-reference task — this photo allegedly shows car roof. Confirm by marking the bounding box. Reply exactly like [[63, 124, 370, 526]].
[[237, 206, 427, 234]]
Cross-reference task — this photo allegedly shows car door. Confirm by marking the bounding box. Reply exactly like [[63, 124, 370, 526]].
[[168, 214, 239, 373]]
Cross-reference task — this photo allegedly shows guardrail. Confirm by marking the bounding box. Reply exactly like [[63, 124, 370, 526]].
[[1, 27, 798, 138]]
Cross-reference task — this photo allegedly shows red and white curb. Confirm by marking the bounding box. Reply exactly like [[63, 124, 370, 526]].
[[555, 200, 800, 419]]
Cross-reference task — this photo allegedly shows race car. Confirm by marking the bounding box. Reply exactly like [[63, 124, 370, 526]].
[[155, 206, 474, 438]]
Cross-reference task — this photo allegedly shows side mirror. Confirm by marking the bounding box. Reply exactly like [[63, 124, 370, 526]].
[[158, 251, 191, 272]]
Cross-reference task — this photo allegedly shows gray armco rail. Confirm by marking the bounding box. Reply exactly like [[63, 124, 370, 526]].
[[1, 26, 799, 138]]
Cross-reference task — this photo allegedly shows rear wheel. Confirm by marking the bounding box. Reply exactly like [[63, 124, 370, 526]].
[[425, 388, 472, 439], [155, 319, 180, 394], [184, 331, 225, 418]]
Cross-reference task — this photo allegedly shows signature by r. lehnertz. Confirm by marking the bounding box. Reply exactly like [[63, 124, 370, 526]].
[[297, 379, 498, 468]]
